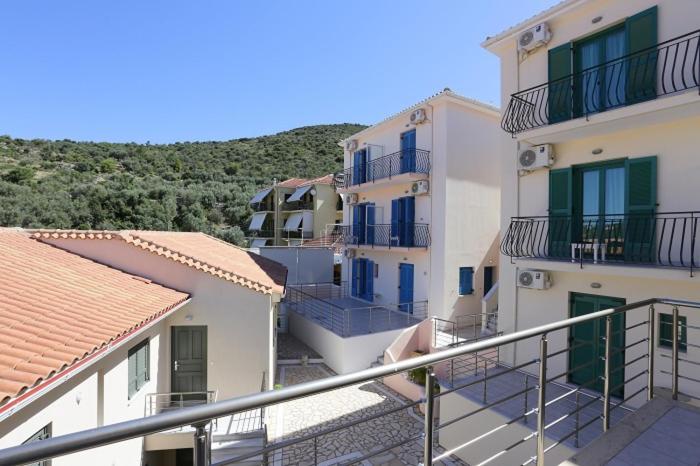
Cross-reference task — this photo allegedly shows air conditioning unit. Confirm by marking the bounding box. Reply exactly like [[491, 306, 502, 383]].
[[518, 22, 551, 53], [346, 193, 359, 204], [517, 269, 552, 290], [411, 180, 429, 195], [410, 108, 427, 125], [344, 248, 356, 259], [345, 139, 359, 152], [518, 144, 555, 172]]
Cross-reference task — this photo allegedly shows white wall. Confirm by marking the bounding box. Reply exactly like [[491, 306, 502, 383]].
[[0, 320, 169, 465], [259, 247, 333, 286], [41, 238, 275, 397]]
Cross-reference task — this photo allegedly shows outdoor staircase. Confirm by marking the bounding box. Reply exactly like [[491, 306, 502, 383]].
[[211, 430, 266, 465], [369, 354, 384, 369]]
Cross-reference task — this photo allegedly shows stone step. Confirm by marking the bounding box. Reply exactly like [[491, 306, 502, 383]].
[[210, 437, 266, 464]]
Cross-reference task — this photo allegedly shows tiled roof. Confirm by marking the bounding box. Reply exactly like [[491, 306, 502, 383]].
[[300, 174, 334, 187], [0, 230, 190, 406], [276, 178, 310, 188], [32, 230, 287, 295]]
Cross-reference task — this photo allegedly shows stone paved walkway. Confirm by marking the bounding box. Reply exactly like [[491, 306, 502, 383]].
[[267, 364, 467, 466], [278, 333, 322, 360]]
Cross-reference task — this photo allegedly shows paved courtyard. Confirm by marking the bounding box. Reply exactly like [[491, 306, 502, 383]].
[[267, 364, 466, 466]]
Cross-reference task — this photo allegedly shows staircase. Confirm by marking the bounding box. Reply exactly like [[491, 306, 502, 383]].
[[209, 410, 267, 465], [369, 354, 384, 369]]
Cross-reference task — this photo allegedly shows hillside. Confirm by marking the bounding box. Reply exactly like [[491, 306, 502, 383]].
[[0, 123, 366, 244]]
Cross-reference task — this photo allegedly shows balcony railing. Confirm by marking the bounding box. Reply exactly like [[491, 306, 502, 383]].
[[501, 29, 700, 134], [145, 391, 217, 417], [336, 223, 431, 248], [4, 297, 700, 466], [251, 202, 274, 212], [501, 211, 700, 273], [334, 148, 430, 189], [245, 228, 275, 238], [286, 282, 427, 337], [282, 200, 314, 211]]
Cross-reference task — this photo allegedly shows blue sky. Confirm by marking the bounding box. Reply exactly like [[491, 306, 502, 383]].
[[0, 1, 558, 143]]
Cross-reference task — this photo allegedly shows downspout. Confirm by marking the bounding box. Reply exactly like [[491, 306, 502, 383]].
[[513, 46, 522, 366]]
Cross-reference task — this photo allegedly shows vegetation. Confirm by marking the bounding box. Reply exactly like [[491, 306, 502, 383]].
[[0, 124, 365, 244]]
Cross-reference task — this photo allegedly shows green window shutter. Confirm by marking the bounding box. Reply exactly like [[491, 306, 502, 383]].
[[548, 168, 573, 257], [548, 43, 572, 123], [625, 6, 658, 102], [128, 350, 137, 399], [625, 156, 657, 262]]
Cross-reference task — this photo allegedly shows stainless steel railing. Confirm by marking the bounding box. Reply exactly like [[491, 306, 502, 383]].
[[144, 391, 217, 417], [2, 297, 699, 466], [433, 312, 499, 348]]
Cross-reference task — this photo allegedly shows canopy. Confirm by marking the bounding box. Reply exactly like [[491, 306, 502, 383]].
[[250, 239, 269, 248], [286, 185, 312, 203], [250, 188, 272, 205], [248, 212, 268, 231], [283, 212, 304, 232], [301, 211, 314, 232]]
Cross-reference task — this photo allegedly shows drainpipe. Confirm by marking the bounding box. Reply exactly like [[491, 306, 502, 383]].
[[512, 46, 522, 367]]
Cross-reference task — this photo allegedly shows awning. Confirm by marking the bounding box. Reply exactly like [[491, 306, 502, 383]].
[[302, 211, 314, 232], [248, 212, 268, 231], [286, 185, 312, 203], [251, 239, 268, 248], [283, 212, 304, 232], [250, 188, 272, 205]]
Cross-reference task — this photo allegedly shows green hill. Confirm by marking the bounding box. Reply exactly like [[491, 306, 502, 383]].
[[0, 123, 366, 244]]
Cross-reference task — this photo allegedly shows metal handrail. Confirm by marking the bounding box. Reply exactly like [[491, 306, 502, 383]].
[[501, 211, 700, 273], [334, 148, 431, 189], [501, 29, 700, 134], [335, 223, 431, 248], [3, 297, 700, 466], [145, 391, 217, 417]]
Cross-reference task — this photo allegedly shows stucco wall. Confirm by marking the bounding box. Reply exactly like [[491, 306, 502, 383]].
[[259, 246, 333, 286], [41, 238, 275, 397]]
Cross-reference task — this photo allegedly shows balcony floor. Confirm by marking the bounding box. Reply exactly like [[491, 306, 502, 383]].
[[292, 296, 423, 337]]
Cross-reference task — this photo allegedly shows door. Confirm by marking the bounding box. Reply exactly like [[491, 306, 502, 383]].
[[366, 203, 376, 245], [568, 294, 625, 396], [352, 149, 368, 185], [400, 129, 416, 173], [352, 258, 374, 302], [398, 263, 414, 313], [352, 204, 367, 245], [171, 326, 207, 401], [392, 196, 416, 247], [484, 266, 495, 295]]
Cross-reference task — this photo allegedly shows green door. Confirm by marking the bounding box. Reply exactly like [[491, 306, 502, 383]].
[[171, 326, 207, 400], [568, 294, 625, 397]]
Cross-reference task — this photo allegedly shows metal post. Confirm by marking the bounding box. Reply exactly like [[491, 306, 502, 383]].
[[314, 436, 318, 465], [369, 307, 373, 334], [574, 391, 580, 448], [524, 376, 529, 425], [423, 367, 436, 466], [450, 358, 454, 387], [483, 360, 488, 403], [603, 316, 612, 432], [193, 423, 209, 466], [536, 335, 548, 466], [647, 304, 655, 401], [672, 306, 680, 400]]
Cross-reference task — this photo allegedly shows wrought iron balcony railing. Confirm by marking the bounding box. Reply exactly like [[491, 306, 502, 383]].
[[334, 148, 430, 189], [501, 211, 700, 273], [501, 29, 700, 134], [336, 223, 431, 248], [4, 297, 700, 466]]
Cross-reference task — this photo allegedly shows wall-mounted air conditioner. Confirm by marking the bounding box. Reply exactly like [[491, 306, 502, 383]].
[[410, 108, 427, 125], [518, 22, 551, 54], [344, 249, 356, 259], [517, 269, 552, 290], [411, 180, 429, 196], [518, 144, 554, 172], [346, 193, 359, 204], [345, 139, 359, 152]]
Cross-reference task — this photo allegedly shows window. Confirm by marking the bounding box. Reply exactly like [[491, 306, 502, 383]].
[[659, 313, 687, 351], [23, 424, 51, 466], [128, 339, 150, 399], [459, 267, 474, 295]]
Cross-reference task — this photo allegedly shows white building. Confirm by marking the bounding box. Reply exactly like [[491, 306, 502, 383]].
[[437, 2, 700, 464], [286, 89, 502, 373], [0, 229, 286, 466]]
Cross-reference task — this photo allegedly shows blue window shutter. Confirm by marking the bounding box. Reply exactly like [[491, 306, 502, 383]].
[[459, 267, 474, 295], [366, 204, 375, 245], [365, 260, 374, 302], [351, 259, 359, 297], [391, 199, 400, 246], [404, 196, 415, 247], [353, 151, 362, 185], [352, 205, 360, 245]]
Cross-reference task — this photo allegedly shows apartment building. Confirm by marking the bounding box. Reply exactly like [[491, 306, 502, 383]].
[[0, 229, 286, 466], [433, 1, 700, 463], [285, 90, 501, 373], [247, 175, 342, 247]]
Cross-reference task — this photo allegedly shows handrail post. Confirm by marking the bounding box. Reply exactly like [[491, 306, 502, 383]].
[[603, 316, 612, 432], [574, 391, 580, 448], [647, 304, 655, 400], [193, 423, 209, 466], [524, 376, 529, 424], [672, 305, 680, 400], [536, 334, 548, 466], [423, 366, 436, 466]]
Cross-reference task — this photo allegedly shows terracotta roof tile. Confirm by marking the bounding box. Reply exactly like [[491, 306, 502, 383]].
[[299, 174, 334, 187], [276, 178, 310, 188], [0, 230, 190, 406], [31, 230, 287, 295]]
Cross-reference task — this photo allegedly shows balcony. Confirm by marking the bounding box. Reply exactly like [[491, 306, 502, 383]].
[[335, 223, 431, 248], [501, 211, 700, 273], [334, 148, 430, 190], [245, 228, 275, 239], [501, 30, 700, 135], [286, 282, 427, 337], [282, 200, 313, 211]]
